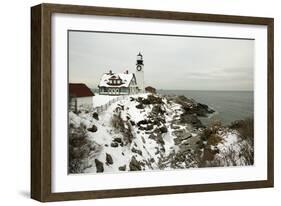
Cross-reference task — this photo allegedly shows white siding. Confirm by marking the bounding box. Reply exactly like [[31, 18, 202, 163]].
[[77, 97, 93, 108]]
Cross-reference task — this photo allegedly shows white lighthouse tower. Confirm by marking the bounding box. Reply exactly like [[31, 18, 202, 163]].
[[135, 52, 144, 92]]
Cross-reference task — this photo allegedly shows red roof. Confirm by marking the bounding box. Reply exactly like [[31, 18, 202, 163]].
[[69, 83, 94, 97]]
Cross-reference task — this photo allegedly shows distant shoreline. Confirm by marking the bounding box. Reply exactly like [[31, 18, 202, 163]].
[[91, 88, 254, 92]]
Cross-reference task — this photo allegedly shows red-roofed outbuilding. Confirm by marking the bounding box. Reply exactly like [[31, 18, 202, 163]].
[[69, 83, 94, 112]]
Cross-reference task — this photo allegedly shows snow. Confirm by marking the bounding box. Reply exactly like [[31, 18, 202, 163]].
[[92, 94, 121, 108], [213, 131, 252, 166], [217, 132, 239, 152], [70, 93, 187, 173]]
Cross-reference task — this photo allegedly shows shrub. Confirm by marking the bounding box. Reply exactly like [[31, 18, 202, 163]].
[[240, 142, 254, 165], [229, 118, 254, 143], [111, 113, 125, 132], [111, 113, 134, 145], [197, 118, 254, 167], [68, 123, 98, 173], [228, 118, 254, 165], [207, 134, 222, 146], [200, 119, 223, 144]]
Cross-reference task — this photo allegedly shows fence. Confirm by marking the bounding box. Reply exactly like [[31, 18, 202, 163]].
[[93, 95, 127, 114]]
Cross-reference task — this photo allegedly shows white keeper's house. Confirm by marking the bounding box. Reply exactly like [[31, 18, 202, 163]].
[[98, 52, 145, 95]]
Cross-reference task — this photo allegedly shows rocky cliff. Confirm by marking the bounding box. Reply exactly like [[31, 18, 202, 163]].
[[68, 93, 253, 174]]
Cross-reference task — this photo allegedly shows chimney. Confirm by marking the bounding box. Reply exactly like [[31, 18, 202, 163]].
[[109, 70, 112, 74], [125, 70, 129, 74]]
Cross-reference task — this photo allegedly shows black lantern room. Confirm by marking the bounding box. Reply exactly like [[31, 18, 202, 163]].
[[136, 52, 144, 65]]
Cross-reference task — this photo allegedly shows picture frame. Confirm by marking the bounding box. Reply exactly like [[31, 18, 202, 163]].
[[31, 3, 274, 202]]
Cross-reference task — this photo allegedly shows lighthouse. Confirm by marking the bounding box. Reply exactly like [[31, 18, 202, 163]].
[[135, 52, 144, 92]]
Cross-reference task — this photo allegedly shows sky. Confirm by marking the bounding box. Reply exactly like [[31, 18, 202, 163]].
[[68, 31, 254, 91]]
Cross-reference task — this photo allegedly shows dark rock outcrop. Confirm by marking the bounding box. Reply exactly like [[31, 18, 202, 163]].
[[136, 103, 144, 109], [149, 132, 164, 145], [139, 124, 154, 131], [106, 153, 113, 165], [110, 142, 118, 147], [130, 120, 136, 126], [92, 112, 99, 120], [87, 125, 98, 132], [172, 95, 214, 125], [113, 137, 122, 143], [129, 156, 142, 171], [180, 113, 204, 128], [119, 165, 126, 171], [137, 94, 163, 105], [159, 126, 168, 133], [137, 119, 152, 126], [95, 159, 104, 173], [151, 105, 165, 115], [131, 147, 142, 156]]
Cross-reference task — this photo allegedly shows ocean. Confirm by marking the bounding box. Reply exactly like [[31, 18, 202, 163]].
[[158, 90, 254, 126]]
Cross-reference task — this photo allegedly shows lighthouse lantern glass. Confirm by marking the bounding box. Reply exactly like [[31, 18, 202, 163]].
[[137, 54, 142, 61]]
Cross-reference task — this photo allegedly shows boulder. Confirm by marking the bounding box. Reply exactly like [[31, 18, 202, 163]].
[[136, 103, 144, 109], [172, 129, 185, 137], [129, 156, 142, 171], [159, 126, 168, 133], [149, 158, 155, 163], [174, 137, 182, 145], [87, 125, 98, 132], [118, 165, 126, 171], [149, 133, 164, 145], [92, 112, 99, 120], [151, 105, 165, 115], [137, 94, 163, 105], [139, 124, 154, 131], [182, 132, 192, 140], [137, 119, 151, 126], [131, 147, 142, 156], [106, 153, 113, 165], [113, 137, 122, 143], [147, 95, 163, 104], [130, 120, 136, 126], [110, 142, 118, 147], [94, 159, 104, 173]]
